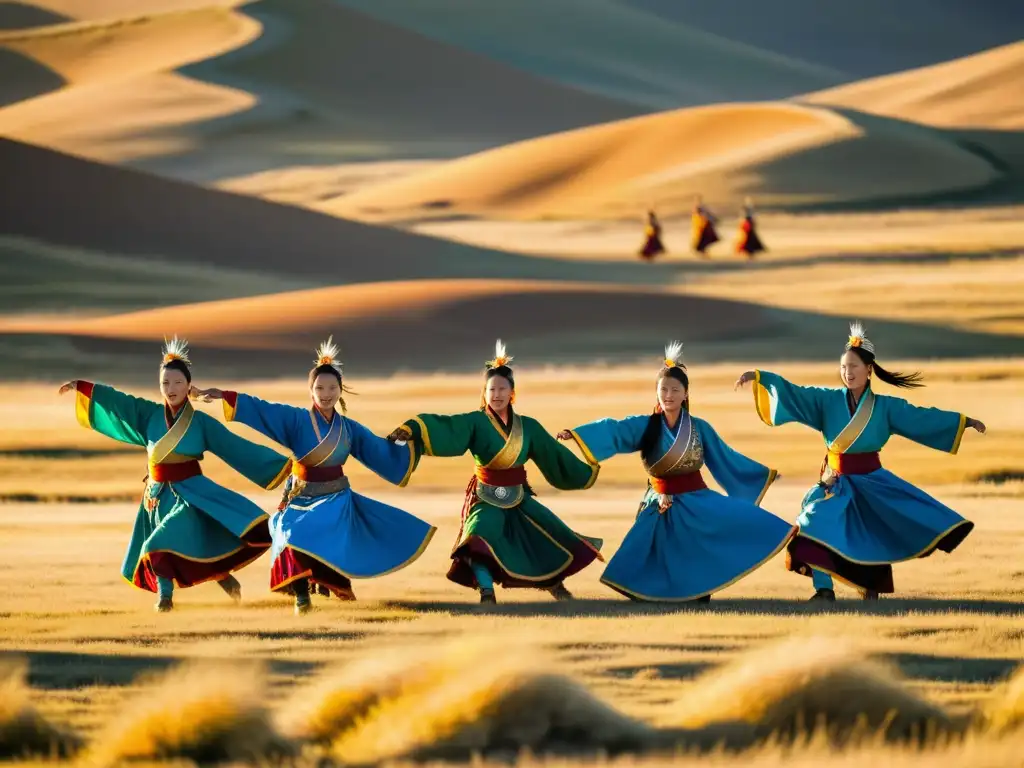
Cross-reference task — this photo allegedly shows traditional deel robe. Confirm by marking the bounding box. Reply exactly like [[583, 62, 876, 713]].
[[639, 219, 666, 259], [691, 205, 719, 253], [71, 382, 291, 591], [752, 370, 973, 593], [570, 411, 793, 601], [398, 406, 602, 589], [736, 208, 766, 256], [223, 392, 436, 597]]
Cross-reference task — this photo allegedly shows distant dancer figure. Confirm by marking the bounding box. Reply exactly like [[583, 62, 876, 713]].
[[736, 197, 766, 258], [638, 210, 666, 260], [58, 338, 291, 613], [691, 195, 719, 257]]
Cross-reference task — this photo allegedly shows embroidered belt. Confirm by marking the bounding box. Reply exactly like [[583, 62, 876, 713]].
[[820, 451, 881, 486], [285, 464, 350, 503], [650, 472, 708, 495], [474, 466, 526, 508]]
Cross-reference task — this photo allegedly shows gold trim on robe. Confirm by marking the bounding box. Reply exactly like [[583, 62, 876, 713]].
[[484, 409, 524, 470], [642, 412, 703, 478], [299, 408, 347, 467], [149, 401, 195, 465], [828, 388, 875, 455], [753, 370, 774, 426]]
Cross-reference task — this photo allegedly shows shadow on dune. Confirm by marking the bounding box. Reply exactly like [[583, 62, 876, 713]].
[[0, 2, 68, 30], [0, 46, 64, 106]]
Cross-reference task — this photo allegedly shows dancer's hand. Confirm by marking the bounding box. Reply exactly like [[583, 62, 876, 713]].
[[388, 426, 411, 443], [657, 494, 672, 513], [556, 430, 573, 441], [58, 380, 78, 395], [967, 418, 987, 434], [734, 371, 755, 390], [190, 387, 223, 402]]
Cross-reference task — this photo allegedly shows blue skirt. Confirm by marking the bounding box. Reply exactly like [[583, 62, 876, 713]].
[[269, 489, 436, 595], [787, 468, 973, 593], [601, 489, 796, 601]]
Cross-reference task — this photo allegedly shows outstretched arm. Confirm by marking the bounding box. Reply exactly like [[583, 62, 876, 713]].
[[194, 387, 299, 447], [59, 380, 158, 447], [557, 415, 649, 464], [887, 397, 983, 455], [200, 414, 292, 490], [735, 369, 830, 432], [529, 420, 599, 491], [349, 418, 416, 487], [696, 417, 777, 505]]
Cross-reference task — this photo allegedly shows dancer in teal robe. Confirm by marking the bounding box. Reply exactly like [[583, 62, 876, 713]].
[[59, 338, 291, 612], [388, 341, 602, 604], [560, 342, 794, 601], [736, 322, 986, 600], [193, 337, 436, 614]]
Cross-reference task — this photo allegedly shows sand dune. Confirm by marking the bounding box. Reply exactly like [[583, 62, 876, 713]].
[[0, 138, 649, 290], [622, 0, 1024, 80], [330, 0, 843, 110], [0, 0, 636, 174], [804, 41, 1024, 130], [0, 1, 66, 30], [329, 102, 999, 222]]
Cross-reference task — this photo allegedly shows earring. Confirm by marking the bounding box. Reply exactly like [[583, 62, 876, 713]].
[[509, 391, 516, 404]]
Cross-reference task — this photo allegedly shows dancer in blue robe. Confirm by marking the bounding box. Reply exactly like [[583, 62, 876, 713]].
[[736, 322, 986, 600], [559, 342, 795, 601], [194, 337, 435, 614]]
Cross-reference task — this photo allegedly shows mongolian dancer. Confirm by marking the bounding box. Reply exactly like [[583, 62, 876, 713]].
[[388, 341, 603, 604], [193, 338, 436, 615], [691, 195, 719, 257], [736, 322, 986, 601], [638, 210, 666, 260], [558, 342, 794, 602], [736, 197, 766, 259], [58, 338, 291, 612]]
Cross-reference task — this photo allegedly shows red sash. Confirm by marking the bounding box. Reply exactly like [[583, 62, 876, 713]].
[[825, 451, 881, 475], [475, 466, 527, 487], [293, 464, 344, 482], [149, 460, 202, 483], [650, 472, 707, 495]]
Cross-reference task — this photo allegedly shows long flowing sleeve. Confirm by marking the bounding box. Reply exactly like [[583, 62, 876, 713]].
[[222, 391, 298, 447], [696, 418, 777, 505], [72, 381, 159, 447], [886, 397, 967, 454], [200, 413, 292, 490], [349, 418, 416, 487], [569, 415, 648, 463], [752, 370, 831, 432], [396, 412, 478, 461], [527, 418, 599, 491]]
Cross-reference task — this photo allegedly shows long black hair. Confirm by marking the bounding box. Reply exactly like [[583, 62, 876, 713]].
[[308, 363, 356, 412], [639, 365, 690, 463], [846, 346, 923, 389]]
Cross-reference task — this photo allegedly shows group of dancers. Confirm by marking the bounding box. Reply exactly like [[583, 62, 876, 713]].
[[58, 324, 985, 614], [640, 195, 765, 260]]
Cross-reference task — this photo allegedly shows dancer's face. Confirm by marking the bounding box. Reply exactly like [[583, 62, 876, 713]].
[[657, 376, 688, 415], [485, 376, 513, 413], [311, 372, 341, 413], [160, 369, 189, 408], [840, 350, 871, 391]]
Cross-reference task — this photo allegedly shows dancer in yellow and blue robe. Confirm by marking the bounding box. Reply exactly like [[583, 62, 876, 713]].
[[736, 322, 986, 600], [388, 341, 602, 604], [194, 337, 435, 614], [58, 338, 291, 612], [560, 342, 794, 602]]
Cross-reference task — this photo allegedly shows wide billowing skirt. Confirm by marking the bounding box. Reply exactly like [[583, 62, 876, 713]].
[[269, 489, 436, 598], [601, 489, 795, 601], [786, 469, 973, 593]]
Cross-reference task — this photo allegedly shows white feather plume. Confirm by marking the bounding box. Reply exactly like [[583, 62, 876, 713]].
[[161, 335, 191, 366], [488, 338, 513, 368], [663, 340, 684, 368], [846, 321, 875, 354], [314, 335, 343, 372]]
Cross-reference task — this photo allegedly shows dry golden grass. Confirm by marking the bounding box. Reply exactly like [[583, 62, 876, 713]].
[[0, 658, 80, 759]]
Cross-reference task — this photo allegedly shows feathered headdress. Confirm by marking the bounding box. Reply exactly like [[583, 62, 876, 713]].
[[846, 321, 876, 355], [663, 340, 684, 369], [161, 336, 191, 367], [314, 335, 343, 375], [485, 339, 514, 370]]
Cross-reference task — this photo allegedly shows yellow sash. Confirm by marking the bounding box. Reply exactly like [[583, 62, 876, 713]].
[[483, 408, 524, 470], [149, 401, 195, 465], [299, 407, 346, 467], [828, 388, 875, 455]]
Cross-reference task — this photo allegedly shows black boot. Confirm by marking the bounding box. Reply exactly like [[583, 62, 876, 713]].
[[809, 588, 836, 602], [548, 582, 574, 601], [293, 578, 312, 615], [695, 594, 712, 604], [217, 574, 242, 605], [155, 597, 173, 613], [479, 587, 497, 604], [861, 589, 880, 601]]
